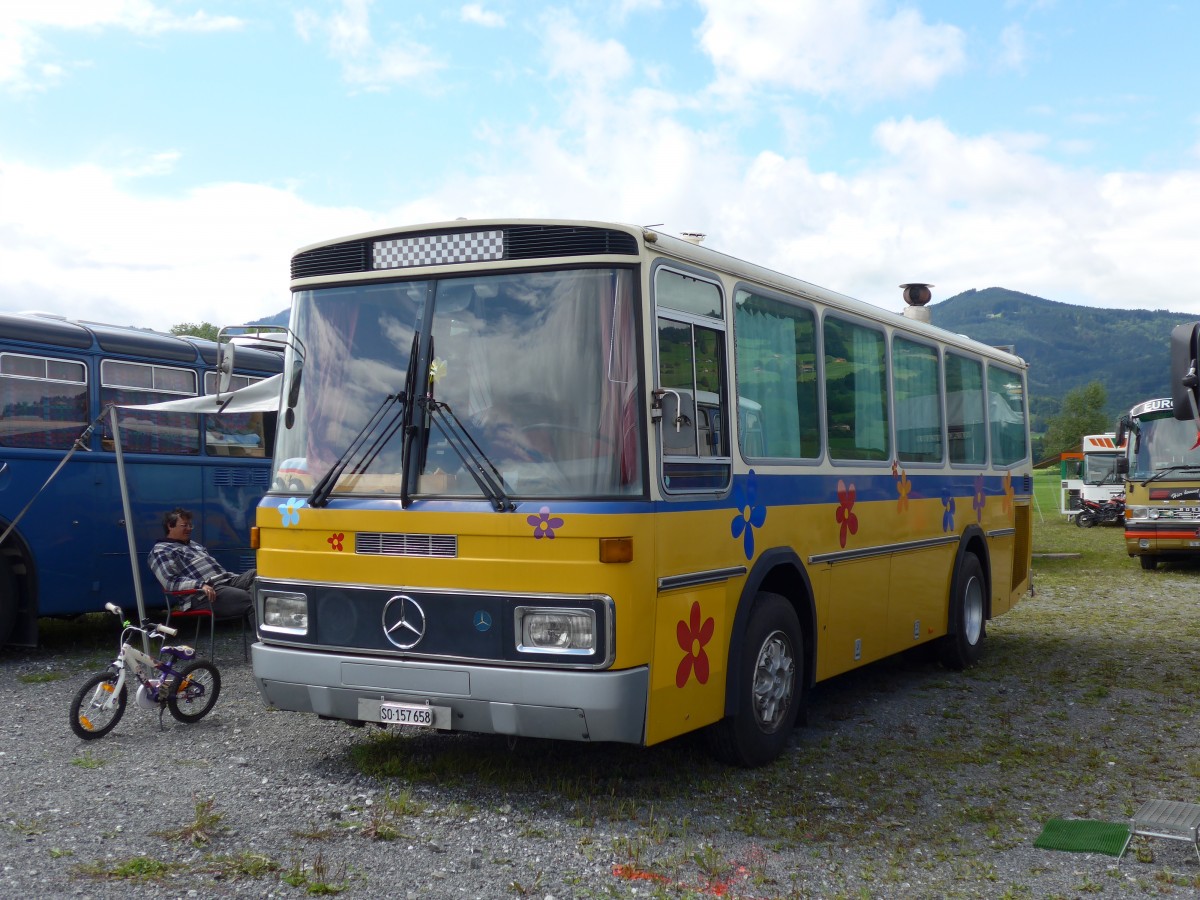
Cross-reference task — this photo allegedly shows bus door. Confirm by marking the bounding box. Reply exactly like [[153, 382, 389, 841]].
[[647, 267, 736, 745]]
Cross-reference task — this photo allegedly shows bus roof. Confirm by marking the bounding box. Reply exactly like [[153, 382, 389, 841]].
[[1129, 397, 1173, 419], [0, 311, 282, 374], [1081, 433, 1125, 451], [288, 218, 1028, 370]]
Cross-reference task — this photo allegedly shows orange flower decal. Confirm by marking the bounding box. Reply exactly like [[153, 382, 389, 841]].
[[893, 461, 911, 512], [676, 601, 715, 688], [836, 480, 858, 548], [327, 532, 344, 551]]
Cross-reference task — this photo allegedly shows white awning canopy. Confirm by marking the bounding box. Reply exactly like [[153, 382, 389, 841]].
[[118, 373, 283, 415]]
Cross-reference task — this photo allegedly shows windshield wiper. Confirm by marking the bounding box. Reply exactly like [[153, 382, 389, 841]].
[[308, 391, 408, 508], [1140, 464, 1200, 487], [419, 396, 515, 512]]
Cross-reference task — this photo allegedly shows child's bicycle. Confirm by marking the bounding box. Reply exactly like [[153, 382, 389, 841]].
[[69, 602, 222, 740]]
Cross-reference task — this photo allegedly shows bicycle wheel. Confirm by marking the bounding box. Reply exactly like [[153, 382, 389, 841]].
[[69, 672, 127, 740], [167, 660, 221, 723]]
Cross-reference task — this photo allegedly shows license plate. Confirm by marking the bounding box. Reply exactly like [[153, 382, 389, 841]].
[[378, 702, 433, 727]]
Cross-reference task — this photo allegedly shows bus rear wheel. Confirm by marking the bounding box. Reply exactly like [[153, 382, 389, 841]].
[[706, 592, 802, 768], [938, 553, 986, 671], [0, 558, 18, 647]]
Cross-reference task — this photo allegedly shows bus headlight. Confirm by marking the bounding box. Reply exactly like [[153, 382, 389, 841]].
[[515, 607, 596, 655], [1130, 506, 1149, 519], [261, 592, 309, 634]]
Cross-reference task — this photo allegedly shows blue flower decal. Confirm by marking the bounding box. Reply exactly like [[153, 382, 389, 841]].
[[730, 470, 767, 560], [941, 490, 956, 533], [280, 497, 305, 527]]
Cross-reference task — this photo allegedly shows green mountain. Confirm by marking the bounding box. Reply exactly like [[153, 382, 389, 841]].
[[928, 287, 1194, 435]]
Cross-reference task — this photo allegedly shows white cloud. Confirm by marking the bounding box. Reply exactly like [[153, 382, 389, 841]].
[[997, 23, 1027, 72], [696, 0, 966, 101], [460, 4, 505, 28], [294, 0, 443, 91], [0, 156, 379, 330], [0, 1, 242, 90], [540, 10, 634, 93]]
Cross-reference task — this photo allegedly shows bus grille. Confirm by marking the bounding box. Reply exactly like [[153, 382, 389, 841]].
[[291, 241, 371, 280], [355, 532, 458, 558], [213, 467, 270, 487], [290, 225, 639, 279]]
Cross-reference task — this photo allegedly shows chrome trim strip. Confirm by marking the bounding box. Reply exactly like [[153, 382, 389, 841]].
[[986, 528, 1016, 538], [809, 534, 959, 565], [657, 566, 747, 592]]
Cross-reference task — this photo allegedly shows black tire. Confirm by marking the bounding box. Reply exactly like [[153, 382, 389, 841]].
[[706, 593, 802, 767], [167, 660, 221, 723], [938, 553, 987, 670], [69, 672, 127, 740], [0, 557, 17, 647], [1075, 511, 1096, 528], [1140, 555, 1158, 571]]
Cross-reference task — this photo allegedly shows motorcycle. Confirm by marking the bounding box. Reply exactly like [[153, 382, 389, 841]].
[[1075, 493, 1126, 528]]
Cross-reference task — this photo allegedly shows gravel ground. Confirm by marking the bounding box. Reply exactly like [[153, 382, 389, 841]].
[[3, 559, 1200, 900]]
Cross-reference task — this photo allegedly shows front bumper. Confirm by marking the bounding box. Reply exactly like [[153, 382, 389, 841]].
[[252, 641, 649, 744]]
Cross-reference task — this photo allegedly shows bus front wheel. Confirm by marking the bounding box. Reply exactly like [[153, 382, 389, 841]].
[[706, 592, 802, 768], [1140, 556, 1158, 571], [938, 553, 986, 671]]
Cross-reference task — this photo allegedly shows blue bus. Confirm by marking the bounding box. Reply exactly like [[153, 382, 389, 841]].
[[0, 312, 282, 646]]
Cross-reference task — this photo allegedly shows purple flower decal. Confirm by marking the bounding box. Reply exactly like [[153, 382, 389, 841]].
[[528, 506, 564, 540], [972, 475, 986, 523], [731, 470, 767, 560], [942, 490, 956, 533]]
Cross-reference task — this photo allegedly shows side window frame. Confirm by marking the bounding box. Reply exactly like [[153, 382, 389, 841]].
[[732, 283, 822, 464], [822, 312, 890, 465], [892, 334, 945, 466], [945, 351, 987, 468], [652, 262, 731, 494], [0, 351, 89, 450]]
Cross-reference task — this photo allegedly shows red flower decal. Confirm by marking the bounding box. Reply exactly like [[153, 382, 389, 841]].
[[327, 532, 344, 551], [675, 601, 715, 688], [836, 479, 858, 548]]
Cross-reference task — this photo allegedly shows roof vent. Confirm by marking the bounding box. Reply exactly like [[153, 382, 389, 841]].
[[679, 232, 706, 244], [900, 283, 933, 324]]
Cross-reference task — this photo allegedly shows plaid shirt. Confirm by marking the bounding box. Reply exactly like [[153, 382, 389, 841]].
[[148, 539, 234, 593]]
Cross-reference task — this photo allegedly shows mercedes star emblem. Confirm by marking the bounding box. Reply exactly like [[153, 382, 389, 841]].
[[382, 594, 427, 649]]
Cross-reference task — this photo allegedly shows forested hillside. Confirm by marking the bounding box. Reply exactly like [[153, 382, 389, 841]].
[[928, 287, 1193, 437]]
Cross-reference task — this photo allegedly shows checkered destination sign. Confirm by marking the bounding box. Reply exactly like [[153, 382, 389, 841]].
[[373, 230, 505, 270]]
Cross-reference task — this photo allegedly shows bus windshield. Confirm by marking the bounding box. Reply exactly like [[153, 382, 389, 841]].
[[1129, 411, 1200, 481], [1081, 453, 1120, 486], [274, 268, 643, 499]]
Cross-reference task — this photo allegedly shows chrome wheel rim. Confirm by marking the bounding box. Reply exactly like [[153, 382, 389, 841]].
[[963, 574, 984, 645], [752, 630, 795, 732]]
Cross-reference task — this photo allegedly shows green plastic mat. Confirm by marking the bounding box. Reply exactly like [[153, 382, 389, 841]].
[[1034, 819, 1130, 856]]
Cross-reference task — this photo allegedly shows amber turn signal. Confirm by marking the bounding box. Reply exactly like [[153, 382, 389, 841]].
[[599, 537, 633, 563]]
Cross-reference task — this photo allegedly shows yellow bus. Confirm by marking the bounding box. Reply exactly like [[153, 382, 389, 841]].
[[1118, 396, 1200, 569], [250, 220, 1033, 766]]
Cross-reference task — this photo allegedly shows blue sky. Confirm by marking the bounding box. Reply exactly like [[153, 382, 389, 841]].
[[1, 0, 1198, 332]]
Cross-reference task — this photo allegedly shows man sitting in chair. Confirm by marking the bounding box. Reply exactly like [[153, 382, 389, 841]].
[[148, 507, 255, 622]]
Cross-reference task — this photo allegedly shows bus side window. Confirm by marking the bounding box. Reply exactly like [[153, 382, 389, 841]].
[[0, 352, 88, 449]]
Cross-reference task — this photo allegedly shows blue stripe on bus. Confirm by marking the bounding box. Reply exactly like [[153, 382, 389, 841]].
[[261, 470, 1030, 517]]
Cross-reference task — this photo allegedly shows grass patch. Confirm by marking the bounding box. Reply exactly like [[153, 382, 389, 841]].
[[17, 670, 66, 683], [73, 855, 180, 882], [153, 796, 225, 847]]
